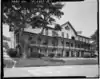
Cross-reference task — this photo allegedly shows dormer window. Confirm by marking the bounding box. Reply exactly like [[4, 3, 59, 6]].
[[71, 36, 75, 40], [65, 26, 70, 30], [67, 33, 69, 38], [62, 32, 64, 37]]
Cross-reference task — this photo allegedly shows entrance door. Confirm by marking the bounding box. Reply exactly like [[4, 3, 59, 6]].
[[77, 51, 80, 57], [66, 51, 69, 57]]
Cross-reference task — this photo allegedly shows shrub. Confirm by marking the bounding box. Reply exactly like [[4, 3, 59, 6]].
[[91, 54, 97, 58], [83, 54, 91, 58], [57, 53, 62, 57], [29, 52, 45, 58], [48, 53, 55, 57], [7, 48, 17, 58]]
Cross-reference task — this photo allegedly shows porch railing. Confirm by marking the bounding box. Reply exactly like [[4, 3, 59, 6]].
[[30, 44, 91, 51]]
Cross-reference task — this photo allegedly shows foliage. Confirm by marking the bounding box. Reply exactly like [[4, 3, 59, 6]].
[[3, 1, 64, 58], [3, 35, 10, 50], [29, 52, 44, 58], [3, 42, 9, 50], [7, 48, 18, 58], [91, 30, 98, 42], [3, 1, 64, 30], [91, 29, 98, 50], [54, 24, 62, 31], [3, 35, 10, 41], [48, 53, 55, 57]]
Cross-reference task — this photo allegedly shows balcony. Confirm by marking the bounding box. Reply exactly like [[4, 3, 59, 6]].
[[30, 44, 91, 51]]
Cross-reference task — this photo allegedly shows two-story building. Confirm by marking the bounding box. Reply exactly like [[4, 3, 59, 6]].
[[12, 21, 94, 57]]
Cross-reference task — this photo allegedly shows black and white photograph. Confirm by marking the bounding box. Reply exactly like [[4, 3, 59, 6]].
[[2, 0, 99, 78]]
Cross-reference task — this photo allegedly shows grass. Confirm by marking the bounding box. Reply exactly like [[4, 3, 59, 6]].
[[4, 57, 98, 68]]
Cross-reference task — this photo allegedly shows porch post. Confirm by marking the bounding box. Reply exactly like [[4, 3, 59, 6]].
[[79, 51, 82, 57], [69, 51, 72, 57], [46, 49, 48, 56], [62, 50, 65, 57], [55, 49, 58, 57], [75, 50, 77, 57]]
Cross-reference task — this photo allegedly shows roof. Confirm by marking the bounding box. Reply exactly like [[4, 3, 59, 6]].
[[77, 35, 91, 39], [61, 21, 77, 35], [61, 21, 91, 39], [24, 21, 91, 40]]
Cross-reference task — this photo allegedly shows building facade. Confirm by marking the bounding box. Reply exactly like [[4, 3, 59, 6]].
[[14, 21, 94, 57]]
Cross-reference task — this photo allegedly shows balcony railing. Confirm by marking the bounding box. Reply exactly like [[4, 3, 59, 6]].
[[30, 44, 91, 51]]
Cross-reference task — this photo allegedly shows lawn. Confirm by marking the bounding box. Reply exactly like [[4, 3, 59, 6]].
[[4, 57, 98, 68]]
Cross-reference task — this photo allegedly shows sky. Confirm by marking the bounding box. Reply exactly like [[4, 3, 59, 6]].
[[3, 0, 97, 37], [55, 0, 97, 37]]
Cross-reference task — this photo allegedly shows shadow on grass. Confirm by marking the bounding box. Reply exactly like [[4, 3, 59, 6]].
[[5, 57, 98, 68]]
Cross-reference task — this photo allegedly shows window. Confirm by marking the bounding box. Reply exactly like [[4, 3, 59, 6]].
[[45, 29, 48, 35], [78, 44, 80, 48], [66, 33, 69, 38], [28, 34, 33, 41], [9, 26, 14, 31], [43, 39, 48, 45], [62, 32, 64, 37], [75, 44, 77, 47], [52, 30, 58, 37], [65, 26, 70, 30], [78, 37, 80, 41], [66, 42, 69, 46], [71, 43, 73, 47], [71, 36, 75, 40], [61, 40, 64, 45], [82, 38, 83, 42], [40, 49, 41, 52], [87, 39, 89, 43], [31, 40, 36, 44], [28, 36, 32, 41], [85, 39, 86, 43]]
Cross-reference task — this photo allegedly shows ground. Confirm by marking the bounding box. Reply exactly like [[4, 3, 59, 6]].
[[4, 57, 99, 77], [4, 65, 99, 77], [4, 57, 98, 68]]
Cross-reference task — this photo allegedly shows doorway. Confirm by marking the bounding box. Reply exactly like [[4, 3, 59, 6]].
[[66, 51, 69, 57]]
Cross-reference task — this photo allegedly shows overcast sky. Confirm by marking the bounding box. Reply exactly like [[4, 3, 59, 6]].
[[3, 0, 97, 37], [55, 0, 97, 37]]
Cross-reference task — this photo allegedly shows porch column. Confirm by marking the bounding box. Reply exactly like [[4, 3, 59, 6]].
[[38, 48, 40, 54], [79, 51, 82, 57], [55, 49, 58, 57], [69, 51, 72, 57], [46, 49, 49, 56], [62, 50, 65, 57], [27, 47, 30, 57], [75, 51, 77, 57], [10, 32, 15, 48]]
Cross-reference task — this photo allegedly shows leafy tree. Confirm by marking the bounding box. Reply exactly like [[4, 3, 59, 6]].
[[3, 42, 9, 50], [3, 35, 10, 50], [3, 1, 64, 58], [91, 29, 98, 50], [3, 35, 10, 41]]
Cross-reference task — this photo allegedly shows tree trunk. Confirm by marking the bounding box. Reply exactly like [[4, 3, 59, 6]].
[[18, 28, 28, 59], [46, 29, 49, 57], [37, 27, 45, 56]]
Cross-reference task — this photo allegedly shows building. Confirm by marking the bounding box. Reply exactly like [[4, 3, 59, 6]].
[[12, 21, 95, 57]]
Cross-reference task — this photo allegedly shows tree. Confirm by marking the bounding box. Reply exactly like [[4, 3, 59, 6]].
[[3, 35, 10, 50], [91, 29, 98, 50], [3, 1, 64, 58]]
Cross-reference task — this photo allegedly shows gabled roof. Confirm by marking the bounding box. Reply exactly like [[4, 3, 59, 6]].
[[61, 21, 77, 35], [78, 35, 91, 39], [61, 21, 91, 39]]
